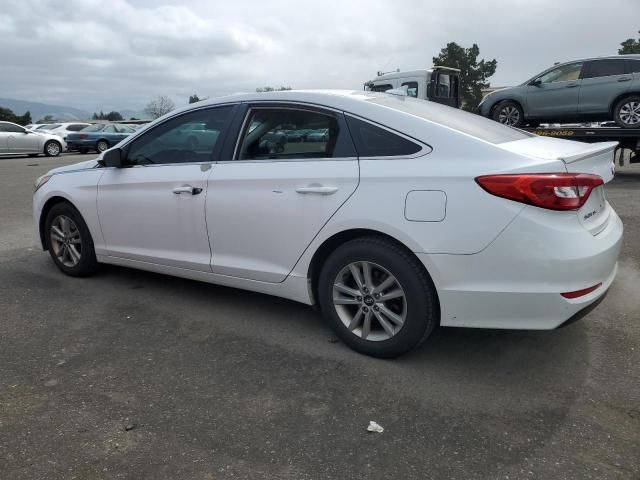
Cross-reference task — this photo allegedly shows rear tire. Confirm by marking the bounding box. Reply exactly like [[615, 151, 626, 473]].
[[613, 96, 640, 128], [44, 202, 98, 277], [492, 101, 524, 127], [318, 236, 438, 358]]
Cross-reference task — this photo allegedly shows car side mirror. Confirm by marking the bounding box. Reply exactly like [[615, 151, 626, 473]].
[[100, 147, 124, 168], [531, 79, 542, 87]]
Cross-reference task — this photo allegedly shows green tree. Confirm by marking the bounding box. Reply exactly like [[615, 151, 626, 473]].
[[0, 107, 31, 125], [433, 42, 497, 112], [35, 114, 55, 123], [105, 111, 123, 121], [189, 94, 201, 104], [618, 30, 640, 54]]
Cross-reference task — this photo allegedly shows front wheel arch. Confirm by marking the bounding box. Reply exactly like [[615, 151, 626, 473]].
[[39, 196, 77, 250]]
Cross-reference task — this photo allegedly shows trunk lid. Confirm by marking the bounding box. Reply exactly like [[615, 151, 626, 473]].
[[498, 136, 617, 236]]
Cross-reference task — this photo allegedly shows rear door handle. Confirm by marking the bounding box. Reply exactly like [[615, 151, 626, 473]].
[[295, 185, 338, 195], [172, 185, 202, 195], [618, 77, 631, 82]]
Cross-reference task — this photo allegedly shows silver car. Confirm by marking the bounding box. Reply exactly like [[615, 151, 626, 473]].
[[0, 121, 65, 157], [479, 55, 640, 128]]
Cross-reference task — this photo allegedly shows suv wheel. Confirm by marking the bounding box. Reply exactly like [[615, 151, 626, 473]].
[[493, 101, 524, 127], [614, 96, 640, 128], [318, 237, 438, 358], [45, 202, 98, 277]]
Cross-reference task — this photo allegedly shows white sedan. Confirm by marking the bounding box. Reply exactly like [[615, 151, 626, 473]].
[[1, 121, 66, 157], [32, 90, 622, 357]]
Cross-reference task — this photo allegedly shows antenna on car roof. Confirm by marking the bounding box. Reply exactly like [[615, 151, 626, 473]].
[[377, 68, 400, 77]]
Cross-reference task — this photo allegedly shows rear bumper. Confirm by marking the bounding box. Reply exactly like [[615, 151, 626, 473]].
[[418, 205, 623, 330]]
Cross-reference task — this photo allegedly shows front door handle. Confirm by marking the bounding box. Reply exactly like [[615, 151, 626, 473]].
[[618, 77, 631, 82], [295, 185, 338, 195], [566, 83, 578, 88], [172, 185, 202, 195]]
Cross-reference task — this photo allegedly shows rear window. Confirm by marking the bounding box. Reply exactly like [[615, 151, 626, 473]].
[[83, 124, 105, 132], [367, 95, 534, 144]]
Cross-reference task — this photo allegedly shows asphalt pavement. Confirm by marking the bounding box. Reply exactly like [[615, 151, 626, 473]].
[[0, 152, 638, 479]]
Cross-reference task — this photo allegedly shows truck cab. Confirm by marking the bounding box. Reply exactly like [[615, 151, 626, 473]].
[[364, 66, 461, 108]]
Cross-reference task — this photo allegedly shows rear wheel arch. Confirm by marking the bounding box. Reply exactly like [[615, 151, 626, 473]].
[[307, 229, 439, 315], [609, 91, 640, 116]]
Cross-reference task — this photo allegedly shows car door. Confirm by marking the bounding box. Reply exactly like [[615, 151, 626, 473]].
[[206, 104, 359, 283], [6, 123, 41, 153], [523, 62, 584, 120], [97, 104, 236, 271], [578, 59, 631, 114]]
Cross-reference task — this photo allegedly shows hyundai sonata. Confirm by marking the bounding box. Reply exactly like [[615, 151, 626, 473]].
[[33, 90, 623, 357]]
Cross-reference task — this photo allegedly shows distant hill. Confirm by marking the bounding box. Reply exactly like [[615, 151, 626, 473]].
[[0, 97, 92, 122]]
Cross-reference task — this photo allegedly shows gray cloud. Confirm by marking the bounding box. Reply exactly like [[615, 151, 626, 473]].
[[1, 0, 638, 112]]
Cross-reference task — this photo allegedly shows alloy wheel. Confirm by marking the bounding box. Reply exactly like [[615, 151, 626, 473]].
[[498, 105, 520, 126], [97, 141, 109, 152], [619, 101, 640, 126], [332, 261, 407, 341], [46, 142, 60, 156], [50, 215, 82, 267]]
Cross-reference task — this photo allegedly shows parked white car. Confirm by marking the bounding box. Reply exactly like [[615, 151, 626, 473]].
[[0, 121, 65, 157], [39, 122, 92, 141], [32, 90, 622, 357]]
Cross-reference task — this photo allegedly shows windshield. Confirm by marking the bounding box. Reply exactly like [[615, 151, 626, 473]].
[[368, 95, 534, 144]]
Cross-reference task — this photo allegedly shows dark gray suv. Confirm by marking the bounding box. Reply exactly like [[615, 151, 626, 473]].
[[479, 55, 640, 128]]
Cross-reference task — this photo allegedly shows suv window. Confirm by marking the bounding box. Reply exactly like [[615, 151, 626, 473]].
[[238, 109, 339, 160], [2, 123, 26, 133], [402, 81, 419, 98], [583, 59, 627, 78], [369, 84, 393, 93], [126, 105, 233, 165], [630, 60, 640, 73], [345, 116, 421, 157], [538, 63, 583, 83]]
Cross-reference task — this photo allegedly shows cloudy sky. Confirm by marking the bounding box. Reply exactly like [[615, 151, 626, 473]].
[[0, 0, 638, 112]]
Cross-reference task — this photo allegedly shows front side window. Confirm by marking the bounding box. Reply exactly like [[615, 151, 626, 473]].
[[3, 123, 26, 133], [125, 105, 233, 165], [583, 59, 627, 78], [436, 74, 451, 97], [345, 116, 422, 157], [402, 81, 419, 98], [237, 109, 338, 160], [537, 63, 583, 83]]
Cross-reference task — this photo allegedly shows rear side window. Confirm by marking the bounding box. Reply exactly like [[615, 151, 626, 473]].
[[238, 109, 341, 160], [583, 59, 627, 78], [345, 116, 422, 157], [629, 60, 640, 73], [83, 124, 105, 132]]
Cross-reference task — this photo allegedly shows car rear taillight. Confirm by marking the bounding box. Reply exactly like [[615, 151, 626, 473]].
[[475, 173, 604, 211]]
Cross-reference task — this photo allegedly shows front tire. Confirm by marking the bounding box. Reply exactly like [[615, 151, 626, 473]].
[[96, 140, 109, 153], [492, 101, 524, 127], [613, 96, 640, 128], [45, 202, 98, 277], [318, 237, 438, 358], [44, 140, 62, 157]]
